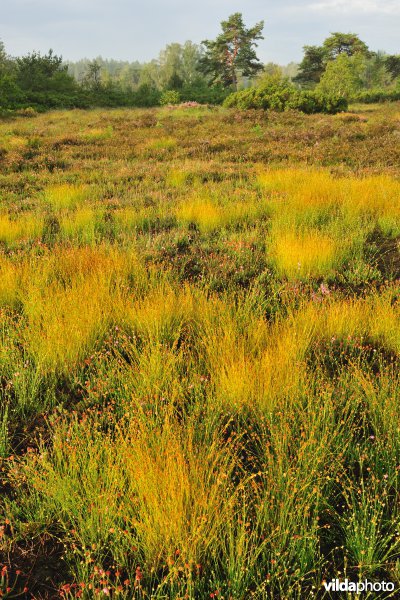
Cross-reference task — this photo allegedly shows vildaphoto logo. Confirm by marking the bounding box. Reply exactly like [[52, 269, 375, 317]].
[[323, 579, 395, 594]]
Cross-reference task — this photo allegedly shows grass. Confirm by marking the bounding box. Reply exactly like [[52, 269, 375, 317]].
[[0, 214, 43, 246], [269, 229, 339, 279], [0, 102, 399, 598], [44, 183, 89, 211]]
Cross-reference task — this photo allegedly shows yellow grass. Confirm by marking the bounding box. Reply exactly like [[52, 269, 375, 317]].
[[60, 207, 95, 242], [0, 214, 43, 245], [2, 245, 146, 374], [114, 206, 154, 231], [270, 229, 339, 279], [258, 168, 400, 231], [121, 283, 196, 345], [166, 168, 189, 187], [80, 126, 113, 141], [1, 105, 400, 597], [177, 200, 223, 232], [145, 137, 177, 151], [5, 136, 26, 149], [44, 183, 89, 211], [0, 256, 19, 307], [16, 414, 238, 573], [177, 197, 269, 232]]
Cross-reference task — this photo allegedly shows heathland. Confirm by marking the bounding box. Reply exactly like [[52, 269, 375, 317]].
[[0, 102, 400, 598]]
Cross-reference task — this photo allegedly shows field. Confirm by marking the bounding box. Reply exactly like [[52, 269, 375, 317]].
[[0, 102, 400, 599]]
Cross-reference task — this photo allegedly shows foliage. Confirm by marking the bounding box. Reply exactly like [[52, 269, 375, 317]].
[[81, 60, 102, 91], [199, 12, 264, 88], [315, 54, 363, 100], [0, 74, 25, 109], [293, 45, 327, 87], [295, 32, 371, 89], [1, 28, 399, 113], [322, 32, 370, 60], [180, 80, 229, 104], [361, 51, 393, 89], [159, 89, 181, 106], [158, 41, 203, 89], [385, 54, 400, 79], [132, 83, 161, 106], [223, 74, 348, 113], [352, 88, 400, 103], [16, 50, 77, 94]]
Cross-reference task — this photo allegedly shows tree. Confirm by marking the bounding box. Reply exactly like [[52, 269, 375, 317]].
[[158, 41, 204, 89], [118, 62, 142, 89], [323, 32, 370, 60], [199, 13, 264, 89], [16, 49, 75, 93], [385, 55, 400, 80], [262, 62, 283, 78], [0, 74, 24, 109], [0, 40, 6, 72], [293, 45, 326, 87], [158, 43, 185, 89], [0, 40, 16, 77], [0, 40, 24, 108], [282, 62, 299, 80], [138, 60, 161, 89], [181, 41, 203, 86], [315, 53, 362, 100], [82, 60, 102, 90], [294, 33, 370, 89], [361, 51, 392, 89]]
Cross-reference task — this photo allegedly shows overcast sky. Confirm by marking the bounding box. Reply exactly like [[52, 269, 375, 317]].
[[2, 0, 399, 65]]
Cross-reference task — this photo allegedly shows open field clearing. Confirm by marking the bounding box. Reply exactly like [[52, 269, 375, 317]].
[[0, 102, 400, 599]]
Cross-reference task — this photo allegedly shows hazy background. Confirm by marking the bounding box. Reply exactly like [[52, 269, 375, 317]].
[[3, 0, 400, 64]]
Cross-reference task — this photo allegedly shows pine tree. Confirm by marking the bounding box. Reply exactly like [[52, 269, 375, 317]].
[[199, 13, 264, 89]]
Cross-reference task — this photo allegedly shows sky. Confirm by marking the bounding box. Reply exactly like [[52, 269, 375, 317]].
[[2, 0, 399, 65]]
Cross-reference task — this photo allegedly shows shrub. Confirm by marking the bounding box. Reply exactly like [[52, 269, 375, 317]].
[[180, 81, 230, 105], [160, 89, 181, 106], [351, 88, 400, 104], [223, 75, 347, 114], [0, 74, 26, 109], [132, 83, 160, 107]]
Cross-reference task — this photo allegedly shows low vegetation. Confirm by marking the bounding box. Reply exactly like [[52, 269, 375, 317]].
[[0, 102, 399, 598]]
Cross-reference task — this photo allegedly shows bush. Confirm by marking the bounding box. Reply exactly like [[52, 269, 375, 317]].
[[351, 88, 400, 104], [0, 74, 25, 109], [223, 76, 348, 114], [311, 93, 348, 114], [131, 83, 160, 107], [180, 81, 230, 105], [160, 89, 181, 106]]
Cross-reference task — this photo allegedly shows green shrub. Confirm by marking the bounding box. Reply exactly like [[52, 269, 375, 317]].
[[160, 89, 181, 106], [0, 74, 25, 109], [180, 81, 230, 105], [351, 88, 400, 104], [223, 76, 348, 114], [132, 83, 160, 107]]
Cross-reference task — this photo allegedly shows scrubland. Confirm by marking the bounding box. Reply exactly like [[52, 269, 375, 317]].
[[0, 102, 400, 598]]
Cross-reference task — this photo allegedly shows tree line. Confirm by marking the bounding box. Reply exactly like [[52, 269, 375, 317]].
[[0, 13, 399, 113]]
